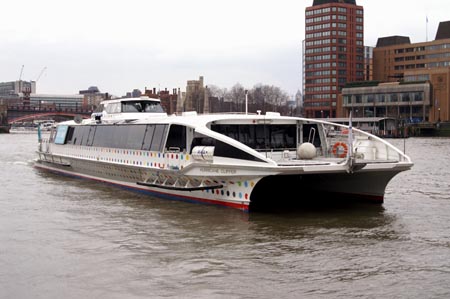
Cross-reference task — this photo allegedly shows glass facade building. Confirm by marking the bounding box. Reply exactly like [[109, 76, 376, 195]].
[[340, 82, 431, 123]]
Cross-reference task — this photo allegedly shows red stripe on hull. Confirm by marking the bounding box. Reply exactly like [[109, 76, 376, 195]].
[[34, 163, 249, 211]]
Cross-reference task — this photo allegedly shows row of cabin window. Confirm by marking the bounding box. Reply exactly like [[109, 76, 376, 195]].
[[64, 124, 187, 152], [60, 124, 265, 162], [211, 124, 297, 150]]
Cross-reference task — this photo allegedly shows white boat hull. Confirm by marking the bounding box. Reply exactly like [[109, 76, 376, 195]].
[[34, 104, 413, 212], [35, 153, 407, 211]]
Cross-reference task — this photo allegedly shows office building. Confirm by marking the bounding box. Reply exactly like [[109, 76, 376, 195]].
[[303, 0, 364, 118], [0, 80, 36, 97], [371, 21, 450, 122]]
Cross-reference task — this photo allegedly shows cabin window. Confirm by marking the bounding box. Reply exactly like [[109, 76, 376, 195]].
[[214, 140, 265, 162], [190, 133, 265, 163], [105, 103, 120, 114], [143, 101, 165, 113], [127, 125, 147, 149], [65, 126, 75, 144], [121, 101, 165, 113], [54, 125, 69, 144], [211, 124, 296, 151], [115, 126, 132, 148], [94, 104, 104, 113], [86, 126, 96, 146], [238, 125, 256, 148], [142, 124, 168, 151], [270, 125, 296, 149], [255, 125, 269, 149], [165, 125, 187, 152], [122, 101, 143, 112], [150, 125, 168, 151], [302, 124, 321, 147], [72, 126, 90, 145], [92, 125, 114, 147], [142, 125, 156, 151], [68, 124, 168, 151]]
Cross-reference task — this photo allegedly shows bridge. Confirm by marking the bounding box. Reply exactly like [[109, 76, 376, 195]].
[[6, 105, 93, 124]]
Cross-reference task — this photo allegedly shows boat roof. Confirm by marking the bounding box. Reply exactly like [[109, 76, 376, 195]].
[[101, 96, 161, 104], [130, 111, 332, 128], [318, 117, 396, 123]]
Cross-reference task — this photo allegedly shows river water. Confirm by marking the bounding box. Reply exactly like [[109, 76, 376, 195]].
[[1, 133, 450, 298]]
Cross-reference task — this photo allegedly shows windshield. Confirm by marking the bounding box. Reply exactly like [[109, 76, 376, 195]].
[[121, 101, 165, 113]]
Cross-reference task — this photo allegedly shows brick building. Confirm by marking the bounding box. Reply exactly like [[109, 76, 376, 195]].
[[303, 0, 365, 118], [369, 21, 450, 122]]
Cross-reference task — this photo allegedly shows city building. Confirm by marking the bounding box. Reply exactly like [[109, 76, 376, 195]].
[[79, 86, 108, 110], [143, 87, 178, 115], [303, 0, 365, 118], [0, 80, 83, 110], [338, 81, 431, 123], [371, 20, 450, 122], [180, 76, 206, 114], [124, 89, 142, 98], [0, 80, 36, 97], [28, 94, 84, 110], [364, 46, 373, 81]]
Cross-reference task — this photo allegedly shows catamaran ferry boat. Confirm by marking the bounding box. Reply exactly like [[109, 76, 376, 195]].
[[35, 96, 413, 211]]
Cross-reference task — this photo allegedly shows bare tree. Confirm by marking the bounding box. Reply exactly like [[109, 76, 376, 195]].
[[228, 83, 246, 112], [194, 81, 293, 114], [207, 85, 228, 100]]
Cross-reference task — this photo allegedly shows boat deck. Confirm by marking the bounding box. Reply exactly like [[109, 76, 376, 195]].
[[276, 157, 399, 167]]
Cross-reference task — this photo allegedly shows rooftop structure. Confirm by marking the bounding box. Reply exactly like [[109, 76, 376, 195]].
[[313, 0, 356, 5]]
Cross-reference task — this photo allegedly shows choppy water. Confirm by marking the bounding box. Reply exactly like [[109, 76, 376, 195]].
[[1, 133, 450, 298]]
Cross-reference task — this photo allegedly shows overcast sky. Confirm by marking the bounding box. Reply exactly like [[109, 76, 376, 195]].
[[1, 0, 449, 98]]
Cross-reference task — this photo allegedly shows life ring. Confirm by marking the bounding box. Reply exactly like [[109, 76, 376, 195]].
[[332, 142, 348, 158]]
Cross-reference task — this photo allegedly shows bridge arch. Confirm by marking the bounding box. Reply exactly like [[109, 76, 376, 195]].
[[8, 112, 91, 124]]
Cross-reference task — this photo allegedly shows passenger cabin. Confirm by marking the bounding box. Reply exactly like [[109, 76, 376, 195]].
[[51, 112, 330, 165], [92, 97, 167, 123]]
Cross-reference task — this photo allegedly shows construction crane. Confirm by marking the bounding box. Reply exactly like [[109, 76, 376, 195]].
[[36, 67, 47, 82], [19, 65, 24, 81]]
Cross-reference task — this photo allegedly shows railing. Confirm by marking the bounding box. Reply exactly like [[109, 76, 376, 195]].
[[7, 105, 93, 114]]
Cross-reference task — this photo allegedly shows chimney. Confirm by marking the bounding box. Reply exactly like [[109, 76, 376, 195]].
[[203, 85, 209, 114]]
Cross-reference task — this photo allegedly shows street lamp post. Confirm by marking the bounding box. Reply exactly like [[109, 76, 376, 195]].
[[438, 107, 441, 122], [245, 90, 248, 115], [321, 110, 323, 118]]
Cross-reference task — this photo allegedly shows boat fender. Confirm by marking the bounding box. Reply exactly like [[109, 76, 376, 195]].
[[297, 142, 316, 160], [332, 142, 348, 158]]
